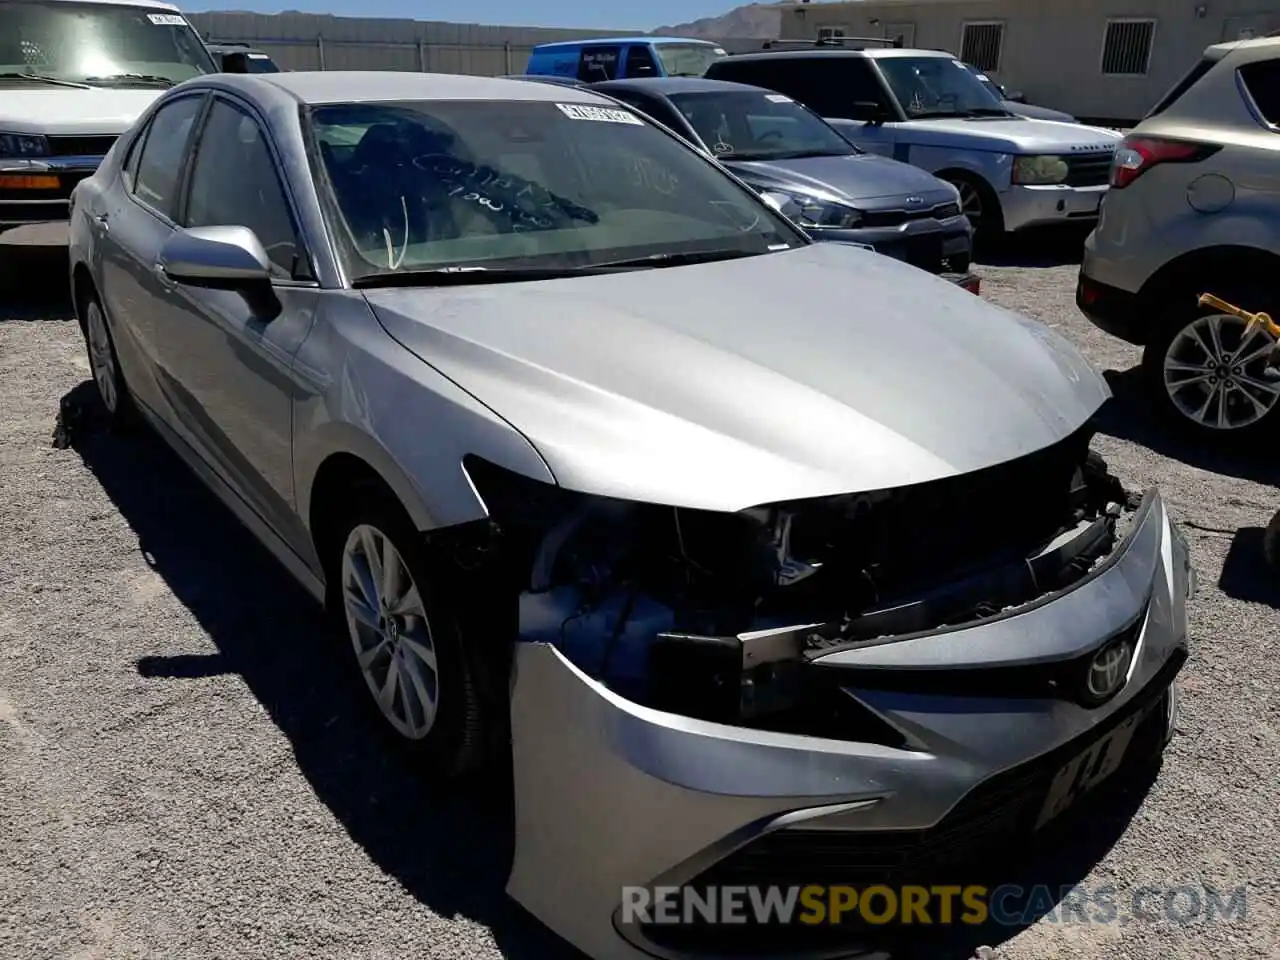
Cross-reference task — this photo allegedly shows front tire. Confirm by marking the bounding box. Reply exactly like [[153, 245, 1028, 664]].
[[941, 171, 1004, 238], [330, 495, 500, 781], [1141, 286, 1280, 443]]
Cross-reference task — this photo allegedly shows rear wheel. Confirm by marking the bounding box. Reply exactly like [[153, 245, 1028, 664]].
[[1141, 285, 1280, 442], [81, 293, 136, 430]]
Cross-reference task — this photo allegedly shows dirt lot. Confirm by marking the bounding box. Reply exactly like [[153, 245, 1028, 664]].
[[1, 240, 1278, 960]]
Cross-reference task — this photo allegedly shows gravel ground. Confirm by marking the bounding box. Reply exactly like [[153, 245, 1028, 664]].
[[2, 240, 1278, 960]]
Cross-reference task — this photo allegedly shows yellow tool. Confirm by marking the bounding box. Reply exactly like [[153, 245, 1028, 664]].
[[1198, 292, 1280, 341]]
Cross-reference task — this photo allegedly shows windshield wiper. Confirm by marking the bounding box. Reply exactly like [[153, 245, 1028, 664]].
[[352, 250, 766, 288], [587, 249, 761, 270], [352, 266, 589, 288], [0, 72, 92, 89], [83, 74, 175, 88]]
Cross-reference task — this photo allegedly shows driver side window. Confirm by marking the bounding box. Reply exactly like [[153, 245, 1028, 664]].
[[183, 99, 306, 280]]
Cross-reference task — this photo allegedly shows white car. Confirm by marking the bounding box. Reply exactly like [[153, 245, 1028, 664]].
[[0, 0, 215, 246]]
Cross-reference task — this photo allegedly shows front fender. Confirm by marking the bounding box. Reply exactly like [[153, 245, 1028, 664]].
[[291, 293, 556, 555]]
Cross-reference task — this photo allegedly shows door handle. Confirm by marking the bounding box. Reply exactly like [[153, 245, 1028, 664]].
[[93, 212, 109, 230], [153, 261, 176, 289]]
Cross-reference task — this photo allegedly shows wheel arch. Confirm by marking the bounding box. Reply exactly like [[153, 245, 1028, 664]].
[[1139, 245, 1280, 308]]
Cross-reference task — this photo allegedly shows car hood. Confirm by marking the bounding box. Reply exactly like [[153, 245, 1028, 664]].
[[1005, 100, 1078, 123], [834, 115, 1119, 153], [365, 243, 1109, 512], [0, 88, 163, 136], [723, 153, 956, 205]]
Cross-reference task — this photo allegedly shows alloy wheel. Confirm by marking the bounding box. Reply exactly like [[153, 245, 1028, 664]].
[[1162, 312, 1280, 431], [340, 523, 440, 740]]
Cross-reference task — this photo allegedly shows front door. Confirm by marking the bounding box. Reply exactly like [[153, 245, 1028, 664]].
[[148, 94, 318, 550]]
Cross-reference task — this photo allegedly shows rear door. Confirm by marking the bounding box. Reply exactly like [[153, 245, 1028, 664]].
[[95, 91, 207, 417]]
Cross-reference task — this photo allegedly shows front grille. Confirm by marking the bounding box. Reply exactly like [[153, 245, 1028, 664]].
[[861, 200, 961, 228], [0, 171, 92, 203], [635, 649, 1184, 953], [46, 134, 118, 157], [1064, 151, 1115, 187]]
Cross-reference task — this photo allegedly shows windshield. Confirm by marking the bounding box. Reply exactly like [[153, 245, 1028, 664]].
[[655, 43, 726, 78], [964, 65, 1005, 99], [308, 99, 801, 282], [0, 1, 215, 87], [876, 56, 1010, 118], [668, 89, 855, 161]]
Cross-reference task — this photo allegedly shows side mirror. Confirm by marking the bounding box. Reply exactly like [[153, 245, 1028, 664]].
[[159, 225, 279, 317], [850, 100, 889, 125], [1005, 89, 1027, 103]]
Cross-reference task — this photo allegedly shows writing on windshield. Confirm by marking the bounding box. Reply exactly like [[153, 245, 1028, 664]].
[[877, 56, 1008, 118], [669, 90, 854, 161]]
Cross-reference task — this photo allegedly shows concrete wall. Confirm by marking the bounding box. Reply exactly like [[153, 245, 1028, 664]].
[[778, 0, 1280, 122], [185, 12, 765, 76]]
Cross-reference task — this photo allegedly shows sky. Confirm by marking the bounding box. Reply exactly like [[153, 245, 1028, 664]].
[[181, 0, 744, 30]]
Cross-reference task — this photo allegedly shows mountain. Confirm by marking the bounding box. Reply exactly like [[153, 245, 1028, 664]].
[[655, 3, 786, 39]]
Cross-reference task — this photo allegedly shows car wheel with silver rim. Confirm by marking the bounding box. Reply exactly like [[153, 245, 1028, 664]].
[[81, 294, 135, 427], [940, 171, 1004, 237], [1143, 289, 1280, 441], [330, 496, 501, 779]]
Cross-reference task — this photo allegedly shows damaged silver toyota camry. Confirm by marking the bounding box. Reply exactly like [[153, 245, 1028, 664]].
[[67, 72, 1194, 960]]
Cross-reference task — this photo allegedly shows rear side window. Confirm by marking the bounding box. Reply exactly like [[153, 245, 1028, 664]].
[[1144, 56, 1216, 119], [131, 95, 203, 219], [1239, 58, 1280, 126], [623, 44, 659, 78], [577, 45, 621, 81], [707, 58, 877, 117]]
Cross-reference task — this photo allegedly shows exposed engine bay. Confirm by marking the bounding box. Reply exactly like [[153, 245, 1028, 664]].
[[458, 422, 1140, 733]]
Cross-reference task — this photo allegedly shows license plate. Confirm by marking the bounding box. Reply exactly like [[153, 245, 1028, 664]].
[[1034, 713, 1141, 830]]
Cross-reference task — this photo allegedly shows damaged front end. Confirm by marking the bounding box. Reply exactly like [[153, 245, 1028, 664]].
[[466, 421, 1139, 735]]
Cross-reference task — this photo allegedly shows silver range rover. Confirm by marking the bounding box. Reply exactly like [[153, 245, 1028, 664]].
[[705, 45, 1121, 236]]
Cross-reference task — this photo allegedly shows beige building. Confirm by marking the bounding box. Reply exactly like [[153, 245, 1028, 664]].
[[778, 0, 1279, 122]]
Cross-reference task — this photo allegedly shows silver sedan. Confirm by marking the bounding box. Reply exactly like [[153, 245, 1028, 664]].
[[68, 71, 1193, 960]]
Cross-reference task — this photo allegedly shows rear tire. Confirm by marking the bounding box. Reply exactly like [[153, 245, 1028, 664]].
[[80, 292, 137, 431], [1141, 284, 1280, 444], [326, 491, 505, 783]]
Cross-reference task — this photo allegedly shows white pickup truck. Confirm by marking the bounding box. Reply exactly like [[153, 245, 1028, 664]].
[[0, 0, 215, 245]]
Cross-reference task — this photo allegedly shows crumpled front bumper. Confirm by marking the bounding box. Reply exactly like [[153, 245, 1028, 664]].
[[505, 488, 1192, 959]]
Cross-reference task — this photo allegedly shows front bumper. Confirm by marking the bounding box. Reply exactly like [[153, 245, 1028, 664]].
[[1002, 183, 1109, 233], [506, 488, 1191, 959], [810, 215, 973, 274], [0, 154, 105, 245]]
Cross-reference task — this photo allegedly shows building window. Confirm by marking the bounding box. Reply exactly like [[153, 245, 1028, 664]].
[[817, 26, 846, 41], [1101, 19, 1157, 75], [960, 21, 1004, 72]]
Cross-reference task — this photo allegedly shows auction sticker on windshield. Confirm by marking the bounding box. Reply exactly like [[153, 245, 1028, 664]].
[[556, 103, 644, 125], [147, 12, 187, 25]]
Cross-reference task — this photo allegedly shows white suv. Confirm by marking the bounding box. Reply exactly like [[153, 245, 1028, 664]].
[[1077, 36, 1280, 440], [0, 0, 214, 246]]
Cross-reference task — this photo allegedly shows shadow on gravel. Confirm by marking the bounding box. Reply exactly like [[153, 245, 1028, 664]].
[[0, 245, 73, 319], [1097, 368, 1280, 490], [1219, 527, 1280, 607], [58, 379, 1163, 960], [58, 380, 577, 960], [973, 225, 1092, 269]]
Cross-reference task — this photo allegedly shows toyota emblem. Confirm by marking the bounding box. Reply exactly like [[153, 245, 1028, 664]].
[[1082, 638, 1133, 705], [905, 195, 924, 205]]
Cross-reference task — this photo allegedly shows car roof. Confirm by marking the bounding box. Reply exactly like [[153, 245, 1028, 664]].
[[719, 47, 952, 63], [532, 37, 719, 50], [593, 77, 767, 96], [232, 70, 613, 105], [34, 0, 181, 8]]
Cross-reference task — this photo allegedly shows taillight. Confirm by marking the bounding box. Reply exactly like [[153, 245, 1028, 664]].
[[1109, 136, 1220, 189]]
